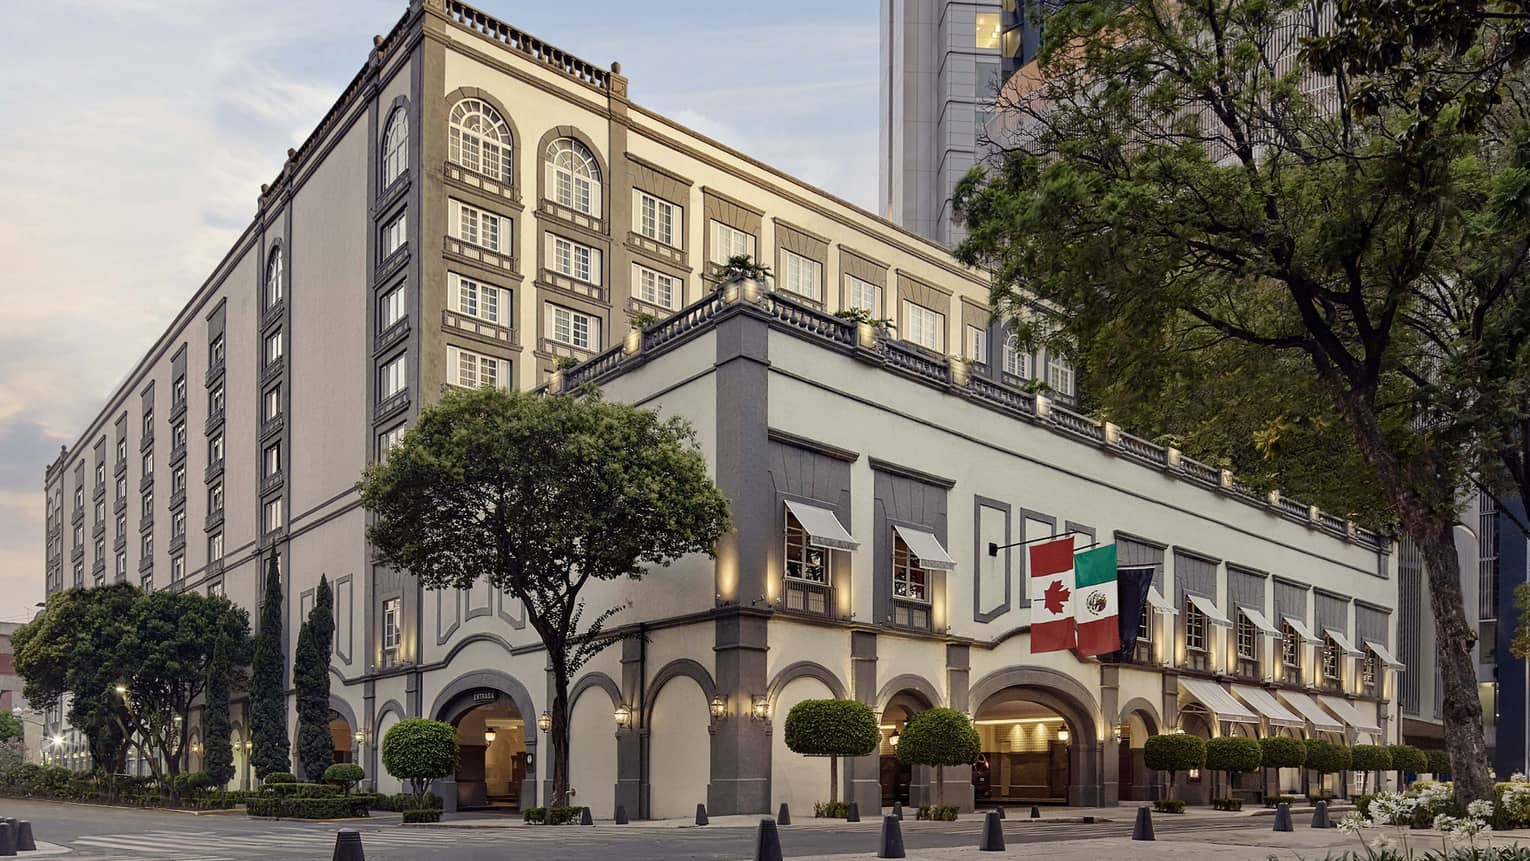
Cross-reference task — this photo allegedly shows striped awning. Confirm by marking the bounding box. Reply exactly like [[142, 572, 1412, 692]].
[[1229, 684, 1305, 728], [1276, 690, 1344, 733], [1239, 607, 1281, 636], [784, 500, 859, 551], [893, 525, 956, 571], [1283, 616, 1321, 644], [1365, 640, 1404, 670], [1147, 587, 1176, 615], [1324, 629, 1364, 657], [1319, 695, 1381, 734], [1188, 594, 1232, 627], [1180, 677, 1258, 724]]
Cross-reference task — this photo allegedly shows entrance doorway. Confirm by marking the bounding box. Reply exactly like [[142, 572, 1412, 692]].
[[328, 711, 354, 764], [879, 696, 929, 807], [451, 699, 528, 811], [971, 699, 1071, 804]]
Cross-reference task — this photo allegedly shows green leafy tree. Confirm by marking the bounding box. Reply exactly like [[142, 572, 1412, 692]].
[[1259, 736, 1307, 797], [1144, 734, 1206, 801], [1388, 744, 1426, 790], [294, 576, 335, 782], [203, 629, 236, 790], [250, 549, 290, 778], [360, 388, 730, 808], [381, 718, 459, 806], [895, 707, 981, 808], [1351, 744, 1393, 794], [952, 0, 1530, 802], [0, 712, 23, 744], [783, 699, 881, 803], [1426, 748, 1453, 776], [1205, 736, 1262, 801], [1303, 739, 1352, 796], [323, 762, 365, 795]]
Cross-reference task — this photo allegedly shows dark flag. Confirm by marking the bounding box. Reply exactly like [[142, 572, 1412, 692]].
[[1114, 567, 1155, 661]]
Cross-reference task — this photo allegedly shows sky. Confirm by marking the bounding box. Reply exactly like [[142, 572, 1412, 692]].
[[0, 0, 881, 624]]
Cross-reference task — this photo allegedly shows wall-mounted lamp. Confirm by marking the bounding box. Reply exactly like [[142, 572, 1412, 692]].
[[1056, 727, 1071, 744], [709, 695, 728, 720], [614, 704, 633, 729], [484, 728, 497, 744], [750, 695, 769, 722], [1113, 723, 1126, 743], [889, 729, 901, 747], [354, 730, 366, 746], [538, 711, 552, 733], [113, 684, 127, 695]]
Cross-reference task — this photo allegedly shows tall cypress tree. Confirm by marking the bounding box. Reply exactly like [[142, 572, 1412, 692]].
[[203, 631, 235, 788], [249, 549, 289, 778], [294, 574, 335, 781]]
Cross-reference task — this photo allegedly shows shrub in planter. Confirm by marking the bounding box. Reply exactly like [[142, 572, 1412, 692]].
[[172, 771, 213, 798], [247, 795, 369, 819], [381, 718, 459, 808], [1350, 744, 1393, 794], [1153, 799, 1186, 814], [1211, 797, 1243, 811], [1264, 794, 1298, 808], [522, 805, 586, 825], [813, 800, 850, 819], [895, 709, 980, 809], [915, 805, 959, 821], [323, 763, 365, 795], [403, 809, 443, 823], [266, 781, 340, 798], [1144, 734, 1206, 801]]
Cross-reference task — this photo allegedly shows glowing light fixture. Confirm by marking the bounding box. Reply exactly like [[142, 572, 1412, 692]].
[[614, 704, 633, 729], [1056, 727, 1071, 743], [538, 711, 552, 733], [751, 695, 769, 722], [484, 728, 497, 744], [709, 695, 728, 719]]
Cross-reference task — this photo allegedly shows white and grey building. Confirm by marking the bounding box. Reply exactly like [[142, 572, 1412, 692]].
[[41, 0, 1400, 816]]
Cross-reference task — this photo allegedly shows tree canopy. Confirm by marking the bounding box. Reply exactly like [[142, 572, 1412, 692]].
[[361, 387, 730, 807], [784, 699, 881, 803], [953, 0, 1530, 802], [295, 575, 335, 782], [381, 718, 458, 804], [250, 550, 290, 778]]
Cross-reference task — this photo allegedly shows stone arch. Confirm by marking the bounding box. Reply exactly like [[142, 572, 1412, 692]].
[[875, 673, 943, 713], [644, 663, 714, 819], [438, 632, 517, 668], [766, 660, 847, 708], [569, 671, 623, 710], [443, 86, 522, 190], [568, 671, 622, 819], [968, 666, 1104, 807], [1116, 697, 1163, 736], [1116, 696, 1163, 803], [374, 698, 407, 727], [328, 695, 358, 732], [642, 658, 716, 727], [431, 669, 540, 812], [536, 124, 609, 215]]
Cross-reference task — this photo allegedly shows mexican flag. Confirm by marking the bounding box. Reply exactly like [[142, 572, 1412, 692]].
[[1028, 537, 1076, 653], [1073, 544, 1120, 657]]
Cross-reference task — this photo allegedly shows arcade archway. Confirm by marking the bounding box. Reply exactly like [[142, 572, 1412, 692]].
[[438, 689, 530, 812], [968, 670, 1103, 807]]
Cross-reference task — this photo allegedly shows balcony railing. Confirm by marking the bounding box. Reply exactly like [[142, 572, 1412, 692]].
[[783, 579, 833, 618], [891, 598, 932, 632]]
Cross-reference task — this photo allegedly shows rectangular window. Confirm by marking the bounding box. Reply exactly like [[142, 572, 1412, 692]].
[[380, 424, 406, 458], [1004, 336, 1031, 378], [94, 537, 104, 560], [172, 421, 187, 449], [209, 532, 224, 561], [115, 551, 126, 577], [171, 465, 186, 494], [447, 346, 509, 390], [780, 249, 822, 302], [1236, 614, 1257, 661], [210, 334, 225, 366], [380, 354, 408, 400], [1185, 603, 1207, 652], [94, 500, 104, 523], [264, 442, 282, 477], [264, 385, 281, 421], [634, 264, 678, 310], [142, 411, 154, 438], [142, 450, 153, 477], [1046, 354, 1076, 396], [116, 438, 126, 463], [845, 274, 882, 317], [171, 509, 185, 539], [448, 199, 507, 253], [382, 598, 402, 650], [380, 284, 405, 329], [209, 434, 225, 466], [141, 532, 153, 558], [1282, 623, 1301, 668], [172, 376, 187, 407], [550, 235, 599, 283], [548, 305, 600, 351], [141, 492, 153, 518], [1322, 636, 1342, 681], [382, 211, 407, 258], [975, 12, 1001, 48], [171, 555, 185, 584], [892, 537, 929, 603], [902, 300, 945, 352], [264, 329, 284, 365], [636, 191, 679, 247], [210, 385, 225, 416], [115, 513, 125, 536], [263, 497, 284, 533], [966, 325, 988, 364], [209, 581, 225, 598], [449, 273, 510, 326], [710, 221, 756, 265], [784, 512, 828, 584], [208, 483, 224, 513]]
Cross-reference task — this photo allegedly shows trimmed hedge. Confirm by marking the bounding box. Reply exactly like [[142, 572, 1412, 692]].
[[1153, 799, 1186, 814], [784, 700, 880, 757], [1265, 794, 1299, 808], [1211, 797, 1243, 811], [369, 791, 443, 812], [1387, 744, 1426, 774], [523, 806, 587, 825], [266, 781, 340, 798], [1350, 744, 1392, 772], [247, 795, 369, 819], [1206, 736, 1262, 775], [403, 809, 443, 823], [323, 763, 365, 794], [813, 801, 850, 818], [915, 805, 959, 821], [1424, 749, 1452, 775], [264, 772, 298, 785], [1302, 739, 1350, 775]]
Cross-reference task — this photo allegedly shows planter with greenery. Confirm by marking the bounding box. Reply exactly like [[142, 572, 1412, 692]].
[[523, 806, 587, 825], [381, 718, 459, 814], [1143, 734, 1206, 802], [784, 699, 880, 807], [895, 708, 980, 811]]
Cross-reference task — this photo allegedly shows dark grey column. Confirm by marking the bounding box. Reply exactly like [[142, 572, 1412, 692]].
[[708, 610, 771, 815], [942, 645, 974, 811], [1100, 663, 1120, 806], [847, 631, 882, 813]]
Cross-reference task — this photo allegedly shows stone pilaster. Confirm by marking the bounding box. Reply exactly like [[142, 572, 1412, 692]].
[[708, 610, 771, 814], [847, 630, 882, 813]]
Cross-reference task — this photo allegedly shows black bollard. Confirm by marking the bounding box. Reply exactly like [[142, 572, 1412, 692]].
[[877, 814, 906, 859], [892, 801, 904, 820], [0, 823, 13, 858], [777, 803, 791, 826], [1311, 800, 1332, 829], [1273, 802, 1294, 833], [695, 803, 709, 826], [994, 805, 1006, 820], [580, 807, 594, 826], [1132, 806, 1156, 841], [614, 804, 629, 825], [980, 810, 1006, 852], [1030, 805, 1041, 819], [754, 818, 784, 861], [847, 801, 861, 823], [13, 821, 32, 853], [331, 828, 364, 861]]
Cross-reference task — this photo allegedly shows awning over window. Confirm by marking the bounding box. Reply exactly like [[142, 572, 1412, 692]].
[[1229, 684, 1305, 728], [1239, 607, 1281, 636], [1365, 640, 1405, 670], [784, 500, 859, 551], [1180, 678, 1259, 724], [1187, 594, 1232, 627], [893, 525, 956, 571], [1275, 690, 1344, 733], [1284, 616, 1321, 644], [1318, 694, 1381, 734], [1324, 628, 1364, 656], [1147, 587, 1176, 615]]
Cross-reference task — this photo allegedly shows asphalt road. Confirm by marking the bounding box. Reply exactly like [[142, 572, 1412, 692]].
[[0, 799, 1266, 861]]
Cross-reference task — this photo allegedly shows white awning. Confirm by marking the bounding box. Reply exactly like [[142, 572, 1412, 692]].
[[893, 525, 956, 571], [1319, 695, 1381, 734], [1239, 607, 1281, 637], [1284, 616, 1321, 643], [784, 500, 859, 551], [1147, 587, 1176, 616], [1180, 677, 1259, 724], [1365, 640, 1405, 670], [1324, 628, 1364, 656], [1229, 684, 1306, 728], [1276, 690, 1344, 733], [1188, 594, 1232, 627]]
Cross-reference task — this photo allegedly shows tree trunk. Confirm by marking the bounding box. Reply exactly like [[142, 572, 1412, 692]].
[[829, 754, 839, 804], [935, 764, 945, 808], [550, 661, 572, 809]]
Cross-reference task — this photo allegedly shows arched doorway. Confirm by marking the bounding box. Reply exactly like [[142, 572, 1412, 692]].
[[374, 708, 403, 795], [1117, 706, 1159, 802], [879, 691, 932, 807], [439, 689, 529, 812], [1176, 705, 1215, 804], [328, 711, 355, 764], [230, 727, 247, 791], [567, 683, 619, 819], [770, 675, 838, 815], [647, 673, 711, 819], [967, 670, 1103, 807]]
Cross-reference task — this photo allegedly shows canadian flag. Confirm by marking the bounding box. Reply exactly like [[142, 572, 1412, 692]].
[[1028, 537, 1077, 653]]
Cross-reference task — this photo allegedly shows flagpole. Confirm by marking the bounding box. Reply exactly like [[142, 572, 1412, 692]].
[[987, 530, 1099, 557]]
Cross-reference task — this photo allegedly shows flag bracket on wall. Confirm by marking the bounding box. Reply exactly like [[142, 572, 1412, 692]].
[[987, 529, 1098, 557]]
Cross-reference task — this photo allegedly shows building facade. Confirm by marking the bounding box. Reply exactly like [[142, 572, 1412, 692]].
[[42, 0, 1396, 815]]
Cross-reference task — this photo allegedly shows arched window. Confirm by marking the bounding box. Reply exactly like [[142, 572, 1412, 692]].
[[545, 137, 601, 216], [264, 247, 283, 310], [448, 98, 513, 182], [1002, 333, 1031, 379], [382, 108, 409, 187]]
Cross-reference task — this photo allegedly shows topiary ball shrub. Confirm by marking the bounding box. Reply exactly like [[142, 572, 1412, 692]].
[[784, 699, 880, 758], [1387, 744, 1426, 775], [895, 708, 981, 808], [1206, 736, 1262, 775], [381, 718, 460, 803], [1424, 749, 1452, 776], [1350, 744, 1392, 772], [264, 772, 298, 786], [323, 763, 365, 795], [1144, 733, 1206, 800], [1259, 736, 1307, 770], [1302, 739, 1351, 775]]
